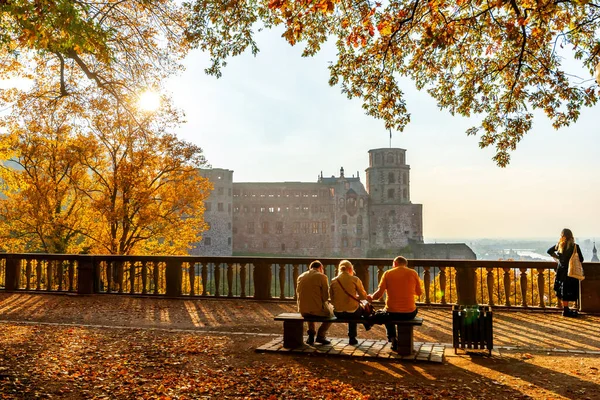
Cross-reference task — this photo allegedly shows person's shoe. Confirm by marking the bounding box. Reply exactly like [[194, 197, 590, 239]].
[[363, 323, 373, 332], [349, 337, 359, 345], [315, 337, 331, 345], [307, 333, 315, 345], [391, 337, 398, 352], [563, 309, 579, 318]]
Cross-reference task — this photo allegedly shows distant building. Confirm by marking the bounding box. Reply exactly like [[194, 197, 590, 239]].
[[194, 148, 474, 260], [592, 242, 599, 262]]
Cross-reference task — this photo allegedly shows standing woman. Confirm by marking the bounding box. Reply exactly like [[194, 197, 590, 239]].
[[547, 228, 584, 317]]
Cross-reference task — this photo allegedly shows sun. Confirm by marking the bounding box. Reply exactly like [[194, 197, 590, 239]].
[[137, 90, 161, 112]]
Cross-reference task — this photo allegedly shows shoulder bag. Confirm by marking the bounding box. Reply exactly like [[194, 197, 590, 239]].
[[335, 279, 374, 317], [568, 244, 585, 281]]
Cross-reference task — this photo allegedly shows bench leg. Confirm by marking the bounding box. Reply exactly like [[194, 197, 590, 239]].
[[396, 325, 414, 356], [283, 320, 304, 348]]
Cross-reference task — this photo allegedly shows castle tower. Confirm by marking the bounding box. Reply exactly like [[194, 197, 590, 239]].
[[366, 148, 423, 251], [592, 242, 599, 262]]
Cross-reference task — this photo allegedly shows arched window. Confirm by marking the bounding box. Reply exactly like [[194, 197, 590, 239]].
[[375, 153, 382, 165], [358, 198, 364, 208], [388, 172, 395, 184], [357, 215, 363, 225], [388, 189, 395, 199], [387, 153, 395, 164], [342, 215, 348, 225], [403, 188, 408, 200]]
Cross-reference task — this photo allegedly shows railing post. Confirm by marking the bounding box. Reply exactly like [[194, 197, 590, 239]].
[[253, 262, 272, 300], [201, 263, 208, 296], [503, 267, 511, 306], [520, 268, 528, 307], [129, 262, 136, 294], [141, 262, 148, 295], [227, 263, 234, 298], [240, 263, 247, 298], [537, 268, 545, 308], [292, 264, 299, 300], [4, 256, 19, 292], [77, 256, 95, 295], [279, 264, 286, 299], [189, 263, 196, 296], [165, 259, 182, 297], [439, 266, 447, 305], [424, 266, 431, 304], [153, 263, 159, 295], [486, 267, 494, 306], [214, 263, 221, 297], [25, 259, 32, 291], [36, 260, 42, 290], [68, 261, 75, 292]]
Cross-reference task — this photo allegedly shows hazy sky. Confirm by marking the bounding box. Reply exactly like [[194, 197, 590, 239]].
[[167, 27, 599, 241]]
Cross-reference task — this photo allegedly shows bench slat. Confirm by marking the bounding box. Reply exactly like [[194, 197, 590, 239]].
[[274, 312, 423, 326]]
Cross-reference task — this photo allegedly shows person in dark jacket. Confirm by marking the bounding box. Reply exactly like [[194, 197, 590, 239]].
[[547, 228, 584, 317]]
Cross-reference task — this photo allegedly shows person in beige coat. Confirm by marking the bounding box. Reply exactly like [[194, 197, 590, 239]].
[[296, 260, 332, 345], [329, 260, 370, 345]]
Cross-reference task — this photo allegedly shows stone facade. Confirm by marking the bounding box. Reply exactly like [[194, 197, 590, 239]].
[[192, 168, 233, 256], [195, 148, 426, 257]]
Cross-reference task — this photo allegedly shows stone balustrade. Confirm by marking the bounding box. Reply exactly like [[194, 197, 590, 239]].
[[0, 254, 598, 312]]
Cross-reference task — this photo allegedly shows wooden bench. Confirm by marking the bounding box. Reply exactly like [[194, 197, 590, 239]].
[[274, 312, 423, 355]]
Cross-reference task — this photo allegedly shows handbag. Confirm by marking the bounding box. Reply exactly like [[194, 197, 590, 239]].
[[323, 301, 335, 317], [335, 279, 374, 317], [568, 244, 585, 281]]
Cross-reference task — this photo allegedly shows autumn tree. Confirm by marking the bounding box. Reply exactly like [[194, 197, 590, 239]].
[[0, 97, 92, 253], [0, 0, 187, 103], [185, 0, 600, 166], [74, 93, 212, 255]]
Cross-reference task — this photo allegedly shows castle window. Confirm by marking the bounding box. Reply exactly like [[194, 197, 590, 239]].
[[355, 239, 362, 248], [228, 204, 231, 213], [357, 226, 363, 235], [228, 237, 231, 245], [312, 222, 319, 234], [276, 222, 284, 234], [303, 192, 309, 197], [217, 187, 223, 195], [342, 215, 348, 225], [205, 202, 212, 211], [217, 203, 224, 211], [247, 222, 255, 234], [228, 188, 232, 196], [294, 222, 300, 233], [262, 222, 269, 234], [322, 221, 327, 233], [375, 153, 382, 165], [233, 206, 240, 213], [243, 206, 248, 213], [404, 230, 410, 234], [387, 189, 395, 199], [277, 207, 282, 213], [260, 193, 265, 197], [228, 222, 232, 230], [204, 237, 211, 246], [357, 215, 363, 225], [388, 172, 395, 184], [268, 193, 274, 198], [342, 238, 348, 248], [359, 198, 364, 208], [302, 206, 309, 213], [387, 153, 394, 164], [302, 222, 310, 234], [260, 207, 266, 213], [281, 243, 286, 251], [268, 207, 275, 213], [312, 191, 318, 197], [233, 189, 240, 197], [403, 188, 408, 200]]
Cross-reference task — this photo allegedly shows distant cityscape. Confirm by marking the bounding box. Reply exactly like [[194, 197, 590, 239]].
[[432, 238, 599, 262]]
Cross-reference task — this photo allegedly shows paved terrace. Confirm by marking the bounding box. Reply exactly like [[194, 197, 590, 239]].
[[1, 293, 600, 399]]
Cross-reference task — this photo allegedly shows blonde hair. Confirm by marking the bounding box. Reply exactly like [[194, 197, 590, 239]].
[[393, 256, 408, 267], [338, 259, 353, 273], [557, 228, 575, 253]]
